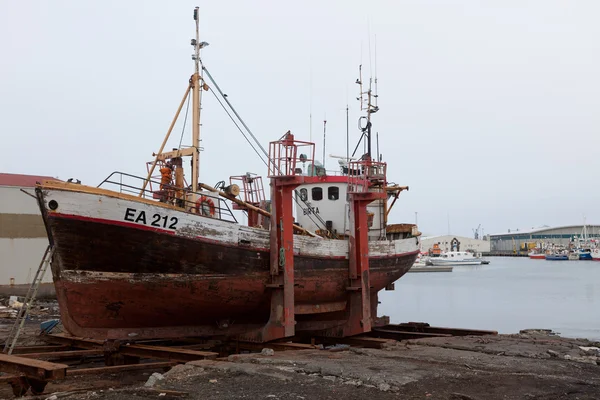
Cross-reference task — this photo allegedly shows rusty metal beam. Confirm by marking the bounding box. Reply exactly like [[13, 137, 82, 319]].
[[0, 353, 67, 381], [68, 361, 176, 376]]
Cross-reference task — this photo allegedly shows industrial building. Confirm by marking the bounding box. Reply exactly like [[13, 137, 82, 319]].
[[0, 173, 58, 297], [489, 225, 600, 255], [420, 235, 491, 255]]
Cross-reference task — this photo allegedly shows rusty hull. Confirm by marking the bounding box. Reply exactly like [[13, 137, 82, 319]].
[[42, 206, 417, 341]]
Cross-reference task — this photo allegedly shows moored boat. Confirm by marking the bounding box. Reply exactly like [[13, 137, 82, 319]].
[[34, 8, 420, 342], [528, 251, 546, 260], [592, 249, 600, 261], [545, 253, 568, 261], [429, 251, 483, 266]]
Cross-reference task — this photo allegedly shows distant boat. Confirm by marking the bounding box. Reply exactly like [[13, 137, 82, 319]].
[[528, 251, 546, 260], [576, 248, 593, 260], [429, 251, 483, 266], [545, 254, 568, 261], [591, 249, 600, 261]]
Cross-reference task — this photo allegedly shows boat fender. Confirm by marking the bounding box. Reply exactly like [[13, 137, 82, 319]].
[[195, 196, 216, 217]]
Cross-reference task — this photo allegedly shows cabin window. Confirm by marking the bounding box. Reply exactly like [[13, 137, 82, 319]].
[[299, 188, 308, 201], [328, 186, 339, 200], [312, 187, 323, 201]]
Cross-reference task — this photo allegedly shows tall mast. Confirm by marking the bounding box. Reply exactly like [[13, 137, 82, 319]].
[[191, 6, 201, 192]]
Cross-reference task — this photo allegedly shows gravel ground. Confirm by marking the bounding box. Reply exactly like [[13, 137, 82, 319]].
[[6, 330, 596, 400]]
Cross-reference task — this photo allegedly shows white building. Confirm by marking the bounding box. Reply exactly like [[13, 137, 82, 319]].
[[420, 234, 490, 254], [0, 173, 58, 297]]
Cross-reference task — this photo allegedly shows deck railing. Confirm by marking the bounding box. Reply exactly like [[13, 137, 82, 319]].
[[97, 171, 238, 223]]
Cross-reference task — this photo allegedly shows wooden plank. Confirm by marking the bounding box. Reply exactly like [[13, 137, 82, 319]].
[[371, 329, 452, 340], [237, 341, 317, 352], [118, 344, 218, 362], [68, 361, 176, 376], [19, 350, 103, 359], [0, 353, 67, 380], [316, 335, 395, 349], [382, 324, 499, 336], [11, 345, 71, 355], [42, 334, 104, 349]]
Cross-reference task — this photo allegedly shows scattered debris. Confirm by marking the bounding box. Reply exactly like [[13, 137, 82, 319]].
[[145, 372, 165, 388], [261, 348, 275, 356]]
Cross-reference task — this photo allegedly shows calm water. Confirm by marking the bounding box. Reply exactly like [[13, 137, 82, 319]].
[[379, 257, 600, 340]]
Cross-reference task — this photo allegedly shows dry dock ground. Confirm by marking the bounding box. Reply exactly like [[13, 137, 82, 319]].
[[3, 330, 598, 400]]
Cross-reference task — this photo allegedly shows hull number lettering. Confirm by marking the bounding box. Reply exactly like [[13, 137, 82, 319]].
[[124, 208, 178, 229]]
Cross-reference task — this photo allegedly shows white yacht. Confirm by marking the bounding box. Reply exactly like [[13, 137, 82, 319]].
[[429, 251, 483, 266]]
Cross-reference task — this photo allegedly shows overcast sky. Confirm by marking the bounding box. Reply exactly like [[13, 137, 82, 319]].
[[1, 1, 599, 237]]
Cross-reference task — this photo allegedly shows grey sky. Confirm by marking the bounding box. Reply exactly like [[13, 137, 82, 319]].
[[1, 1, 598, 237]]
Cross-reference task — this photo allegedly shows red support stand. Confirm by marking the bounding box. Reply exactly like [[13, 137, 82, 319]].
[[239, 132, 314, 342], [322, 158, 387, 337]]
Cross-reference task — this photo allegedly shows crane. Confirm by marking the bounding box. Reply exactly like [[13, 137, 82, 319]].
[[472, 224, 481, 240]]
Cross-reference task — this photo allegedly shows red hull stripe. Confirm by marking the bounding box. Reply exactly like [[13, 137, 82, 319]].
[[48, 212, 418, 260]]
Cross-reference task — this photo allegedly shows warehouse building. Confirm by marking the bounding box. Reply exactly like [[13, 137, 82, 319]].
[[489, 225, 600, 255], [420, 235, 490, 255], [0, 173, 59, 297]]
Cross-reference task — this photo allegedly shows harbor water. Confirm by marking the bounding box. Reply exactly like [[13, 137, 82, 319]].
[[379, 257, 600, 340]]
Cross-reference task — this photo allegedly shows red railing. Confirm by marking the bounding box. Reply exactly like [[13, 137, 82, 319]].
[[268, 131, 315, 177], [229, 173, 265, 205], [347, 159, 387, 193]]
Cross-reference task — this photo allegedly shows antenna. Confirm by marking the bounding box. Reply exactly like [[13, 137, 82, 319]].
[[376, 132, 380, 162], [322, 116, 327, 168], [346, 104, 349, 163], [309, 69, 313, 143]]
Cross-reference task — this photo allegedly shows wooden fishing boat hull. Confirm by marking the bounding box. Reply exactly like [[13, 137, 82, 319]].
[[36, 181, 420, 340]]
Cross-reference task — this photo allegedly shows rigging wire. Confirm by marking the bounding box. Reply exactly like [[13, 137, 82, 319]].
[[207, 87, 269, 169], [203, 65, 332, 236], [202, 66, 269, 159], [178, 91, 192, 149]]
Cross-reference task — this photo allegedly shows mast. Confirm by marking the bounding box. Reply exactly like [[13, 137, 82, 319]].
[[191, 6, 201, 192], [356, 65, 378, 160]]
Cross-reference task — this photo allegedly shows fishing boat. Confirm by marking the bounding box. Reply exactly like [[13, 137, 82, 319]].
[[34, 8, 420, 342], [429, 251, 483, 266], [592, 249, 600, 261], [575, 248, 593, 260], [545, 253, 568, 261], [528, 250, 546, 260]]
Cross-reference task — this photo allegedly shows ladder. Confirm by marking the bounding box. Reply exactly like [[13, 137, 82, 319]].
[[3, 245, 54, 355]]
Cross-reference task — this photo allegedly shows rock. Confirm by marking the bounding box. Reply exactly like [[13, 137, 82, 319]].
[[261, 348, 275, 356], [209, 379, 218, 383], [547, 349, 560, 358], [579, 346, 600, 356], [343, 380, 362, 386], [144, 372, 165, 387], [322, 375, 336, 382], [378, 383, 391, 392], [45, 396, 58, 400], [564, 355, 572, 360]]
